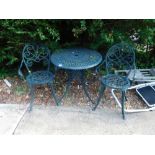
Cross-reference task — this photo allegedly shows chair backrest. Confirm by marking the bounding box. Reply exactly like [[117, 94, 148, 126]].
[[106, 43, 136, 74], [22, 43, 51, 74]]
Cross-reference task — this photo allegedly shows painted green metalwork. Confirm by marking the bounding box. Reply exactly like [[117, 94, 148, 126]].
[[18, 43, 58, 111], [51, 48, 102, 104], [51, 48, 102, 70], [92, 43, 136, 119]]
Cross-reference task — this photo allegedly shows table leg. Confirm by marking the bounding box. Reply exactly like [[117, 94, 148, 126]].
[[51, 70, 72, 105], [92, 83, 106, 111], [80, 70, 96, 104], [66, 70, 99, 105], [59, 74, 72, 102], [53, 70, 98, 105]]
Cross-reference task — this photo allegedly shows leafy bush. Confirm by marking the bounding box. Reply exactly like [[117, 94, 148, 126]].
[[0, 19, 155, 77]]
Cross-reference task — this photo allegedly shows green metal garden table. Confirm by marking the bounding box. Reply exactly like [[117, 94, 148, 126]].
[[51, 48, 102, 105]]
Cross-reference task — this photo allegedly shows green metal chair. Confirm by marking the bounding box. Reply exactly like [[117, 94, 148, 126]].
[[18, 43, 58, 111], [92, 43, 136, 119]]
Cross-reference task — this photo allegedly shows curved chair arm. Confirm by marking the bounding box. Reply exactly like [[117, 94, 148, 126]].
[[95, 59, 106, 73], [18, 60, 25, 79]]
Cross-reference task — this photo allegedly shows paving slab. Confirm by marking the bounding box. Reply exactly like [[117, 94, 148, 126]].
[[1, 103, 155, 135], [13, 105, 155, 135], [125, 111, 155, 134], [0, 104, 27, 135]]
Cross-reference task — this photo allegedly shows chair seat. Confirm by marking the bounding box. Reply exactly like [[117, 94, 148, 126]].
[[26, 71, 54, 85], [101, 74, 130, 90]]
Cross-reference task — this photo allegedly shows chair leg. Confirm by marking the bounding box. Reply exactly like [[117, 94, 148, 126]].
[[92, 84, 106, 111], [121, 91, 126, 120], [125, 95, 128, 101], [29, 85, 35, 112], [124, 90, 128, 101]]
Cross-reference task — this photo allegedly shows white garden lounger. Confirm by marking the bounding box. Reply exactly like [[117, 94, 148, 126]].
[[112, 79, 155, 113]]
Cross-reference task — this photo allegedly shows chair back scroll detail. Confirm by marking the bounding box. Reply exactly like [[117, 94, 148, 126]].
[[22, 43, 51, 73], [106, 43, 136, 75], [18, 43, 51, 79]]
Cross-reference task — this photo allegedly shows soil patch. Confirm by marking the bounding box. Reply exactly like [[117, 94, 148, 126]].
[[0, 70, 148, 110]]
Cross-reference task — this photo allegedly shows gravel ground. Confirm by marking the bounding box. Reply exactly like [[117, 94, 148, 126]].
[[0, 70, 148, 110]]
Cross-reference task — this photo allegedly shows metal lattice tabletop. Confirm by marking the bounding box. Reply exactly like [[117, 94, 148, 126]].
[[51, 48, 102, 70]]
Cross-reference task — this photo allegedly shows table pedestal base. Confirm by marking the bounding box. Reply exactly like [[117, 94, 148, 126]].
[[52, 70, 96, 105]]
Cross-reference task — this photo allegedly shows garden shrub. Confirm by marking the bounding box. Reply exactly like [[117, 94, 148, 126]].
[[0, 19, 155, 77]]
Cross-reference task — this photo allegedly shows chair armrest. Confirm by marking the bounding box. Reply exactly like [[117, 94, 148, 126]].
[[18, 60, 25, 79], [95, 59, 106, 73]]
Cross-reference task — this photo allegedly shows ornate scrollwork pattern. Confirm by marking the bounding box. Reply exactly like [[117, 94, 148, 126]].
[[101, 74, 130, 90], [106, 43, 135, 73], [22, 43, 50, 68], [26, 71, 54, 84]]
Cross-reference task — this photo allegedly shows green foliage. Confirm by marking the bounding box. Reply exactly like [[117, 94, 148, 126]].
[[0, 19, 155, 77], [0, 68, 17, 79], [0, 20, 60, 67]]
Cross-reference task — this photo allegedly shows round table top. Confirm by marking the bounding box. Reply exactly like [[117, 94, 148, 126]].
[[51, 48, 102, 70]]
